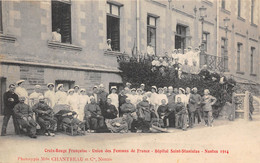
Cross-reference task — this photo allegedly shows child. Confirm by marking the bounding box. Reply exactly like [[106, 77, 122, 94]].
[[157, 99, 169, 128], [201, 89, 217, 127]]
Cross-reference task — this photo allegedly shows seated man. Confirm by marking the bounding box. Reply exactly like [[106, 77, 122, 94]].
[[13, 96, 37, 138], [175, 97, 188, 131], [103, 98, 118, 120], [84, 96, 104, 132], [55, 109, 84, 133], [120, 98, 137, 131], [106, 114, 128, 133], [157, 99, 170, 128], [32, 96, 57, 136]]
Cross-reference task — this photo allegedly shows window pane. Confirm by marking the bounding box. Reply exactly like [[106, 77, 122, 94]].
[[111, 5, 119, 16], [107, 15, 120, 51], [0, 0, 2, 32], [107, 4, 110, 14], [149, 17, 156, 26]]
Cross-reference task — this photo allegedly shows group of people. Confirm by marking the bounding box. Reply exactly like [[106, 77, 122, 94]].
[[1, 79, 217, 138], [146, 46, 201, 78]]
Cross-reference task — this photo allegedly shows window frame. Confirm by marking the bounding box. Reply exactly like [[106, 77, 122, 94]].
[[51, 0, 72, 44], [237, 0, 241, 17], [251, 0, 255, 24], [147, 14, 158, 55], [237, 43, 242, 71], [106, 2, 121, 51], [175, 24, 187, 54], [221, 0, 226, 9], [221, 37, 228, 71], [250, 47, 255, 74], [202, 32, 209, 52], [0, 0, 3, 33]]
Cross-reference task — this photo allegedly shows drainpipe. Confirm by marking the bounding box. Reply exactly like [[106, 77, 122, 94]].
[[216, 0, 219, 57], [136, 0, 140, 56]]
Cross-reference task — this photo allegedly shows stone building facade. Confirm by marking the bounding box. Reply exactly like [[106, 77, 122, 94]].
[[0, 0, 259, 114]]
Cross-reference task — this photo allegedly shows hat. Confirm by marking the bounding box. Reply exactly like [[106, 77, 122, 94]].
[[74, 85, 80, 89], [80, 88, 86, 92], [172, 49, 177, 52], [57, 84, 63, 91], [178, 48, 182, 51], [194, 47, 200, 50], [126, 82, 132, 86], [179, 88, 185, 93], [68, 89, 74, 93], [47, 83, 54, 87], [107, 39, 111, 41], [111, 86, 117, 90], [137, 88, 142, 92], [204, 89, 210, 94], [89, 96, 95, 99], [16, 80, 25, 85], [151, 86, 157, 92], [93, 85, 98, 89], [187, 46, 192, 49], [131, 88, 136, 92], [141, 83, 145, 87], [35, 85, 41, 89], [99, 84, 104, 88], [168, 86, 173, 90], [192, 87, 198, 91]]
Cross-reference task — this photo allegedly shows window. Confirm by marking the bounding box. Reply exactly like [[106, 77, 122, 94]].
[[238, 0, 241, 17], [221, 0, 226, 9], [251, 0, 255, 24], [202, 32, 209, 52], [147, 15, 157, 54], [175, 24, 187, 53], [237, 43, 242, 71], [250, 47, 255, 74], [107, 3, 121, 51], [221, 38, 228, 71], [52, 0, 71, 44], [0, 0, 3, 33], [55, 80, 75, 92]]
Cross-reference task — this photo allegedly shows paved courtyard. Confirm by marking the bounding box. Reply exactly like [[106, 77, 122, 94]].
[[0, 113, 260, 163]]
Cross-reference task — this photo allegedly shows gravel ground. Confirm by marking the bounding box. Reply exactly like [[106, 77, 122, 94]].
[[0, 113, 259, 163]]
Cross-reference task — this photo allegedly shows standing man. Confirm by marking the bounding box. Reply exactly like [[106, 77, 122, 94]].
[[44, 83, 56, 108], [97, 84, 108, 112], [1, 84, 20, 136], [189, 87, 202, 127], [15, 80, 29, 104], [13, 97, 37, 138], [201, 89, 217, 127], [167, 86, 176, 127], [92, 86, 99, 103]]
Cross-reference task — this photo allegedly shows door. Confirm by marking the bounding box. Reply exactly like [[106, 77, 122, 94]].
[[0, 77, 6, 115]]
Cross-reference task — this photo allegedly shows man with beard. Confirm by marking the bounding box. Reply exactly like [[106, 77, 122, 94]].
[[167, 86, 176, 127], [1, 84, 20, 136], [32, 96, 56, 136], [14, 96, 37, 138]]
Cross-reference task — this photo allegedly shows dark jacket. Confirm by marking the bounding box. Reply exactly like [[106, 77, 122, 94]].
[[32, 102, 54, 119], [84, 103, 102, 118], [3, 91, 19, 115], [103, 103, 118, 119], [13, 103, 33, 119]]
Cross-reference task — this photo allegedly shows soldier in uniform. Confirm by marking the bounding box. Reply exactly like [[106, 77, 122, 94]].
[[32, 96, 56, 136], [188, 88, 201, 128], [120, 98, 137, 131], [175, 97, 188, 131], [84, 96, 104, 132], [13, 96, 37, 138], [97, 84, 108, 112], [1, 84, 20, 136]]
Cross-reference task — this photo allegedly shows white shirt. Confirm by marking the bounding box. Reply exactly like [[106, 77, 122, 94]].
[[44, 90, 56, 108], [55, 91, 67, 105], [157, 93, 168, 105], [108, 93, 119, 109], [150, 93, 158, 106], [147, 46, 155, 55], [15, 87, 29, 104], [29, 92, 43, 107], [52, 31, 61, 42]]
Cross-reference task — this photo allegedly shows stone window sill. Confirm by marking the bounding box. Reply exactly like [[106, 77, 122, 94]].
[[47, 41, 82, 51], [104, 50, 126, 56], [237, 16, 245, 22], [221, 8, 231, 15], [0, 33, 16, 43], [251, 23, 258, 28], [250, 74, 257, 77], [236, 71, 244, 75], [202, 0, 213, 6]]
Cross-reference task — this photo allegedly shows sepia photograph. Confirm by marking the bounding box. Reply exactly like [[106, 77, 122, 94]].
[[0, 0, 259, 162]]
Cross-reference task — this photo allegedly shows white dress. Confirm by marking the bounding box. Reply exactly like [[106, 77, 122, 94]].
[[15, 87, 29, 104], [55, 91, 67, 105], [78, 95, 90, 121], [108, 93, 119, 110], [44, 90, 56, 108], [67, 95, 79, 114]]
